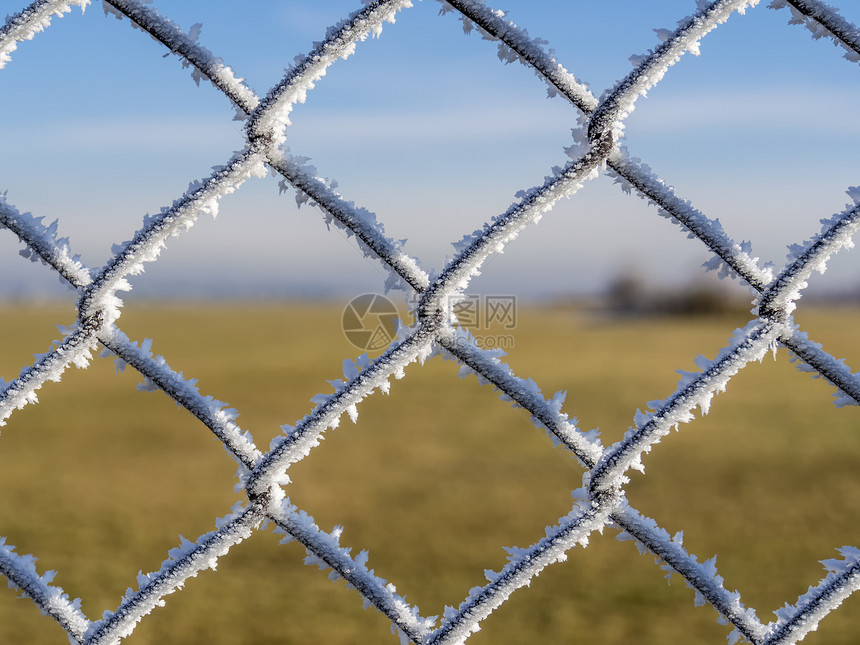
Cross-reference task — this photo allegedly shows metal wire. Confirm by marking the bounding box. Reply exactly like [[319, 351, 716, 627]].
[[1, 1, 859, 643]]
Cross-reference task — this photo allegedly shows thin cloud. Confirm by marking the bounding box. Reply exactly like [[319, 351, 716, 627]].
[[1, 117, 244, 153], [287, 102, 576, 146], [624, 85, 860, 135]]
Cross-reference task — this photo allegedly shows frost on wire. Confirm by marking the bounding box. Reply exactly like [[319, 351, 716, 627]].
[[1, 0, 860, 644]]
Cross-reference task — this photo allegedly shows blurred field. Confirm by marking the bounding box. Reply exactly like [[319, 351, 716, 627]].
[[0, 300, 858, 644]]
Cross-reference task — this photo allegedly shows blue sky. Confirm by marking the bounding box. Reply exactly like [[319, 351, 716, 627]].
[[2, 0, 860, 302]]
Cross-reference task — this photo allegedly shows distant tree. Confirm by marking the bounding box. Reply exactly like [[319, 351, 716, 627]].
[[605, 272, 745, 317]]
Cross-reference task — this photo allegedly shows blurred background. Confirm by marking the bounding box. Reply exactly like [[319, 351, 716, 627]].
[[2, 1, 860, 643]]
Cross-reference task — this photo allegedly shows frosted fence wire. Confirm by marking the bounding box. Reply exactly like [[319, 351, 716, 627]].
[[1, 0, 859, 643]]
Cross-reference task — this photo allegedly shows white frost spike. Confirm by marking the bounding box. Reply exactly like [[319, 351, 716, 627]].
[[342, 359, 360, 381], [0, 195, 92, 288], [758, 544, 860, 642], [355, 353, 372, 370], [78, 146, 268, 328], [346, 403, 359, 423], [269, 500, 433, 642], [246, 0, 414, 150], [431, 496, 618, 643], [633, 408, 652, 428], [187, 22, 202, 42], [84, 504, 263, 644], [311, 393, 330, 406], [549, 389, 566, 413], [0, 538, 90, 640], [98, 327, 262, 469], [0, 317, 102, 426], [653, 28, 673, 42], [769, 0, 860, 66], [0, 0, 90, 69], [591, 0, 760, 141]]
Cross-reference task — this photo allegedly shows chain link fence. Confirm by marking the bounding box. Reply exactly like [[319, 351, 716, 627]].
[[1, 0, 860, 643]]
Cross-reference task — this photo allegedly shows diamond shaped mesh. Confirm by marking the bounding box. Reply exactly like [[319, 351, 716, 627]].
[[1, 1, 860, 643]]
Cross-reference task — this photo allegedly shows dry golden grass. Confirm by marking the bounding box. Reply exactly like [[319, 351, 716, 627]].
[[0, 301, 858, 644]]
